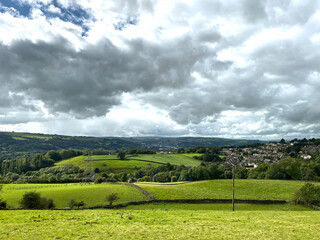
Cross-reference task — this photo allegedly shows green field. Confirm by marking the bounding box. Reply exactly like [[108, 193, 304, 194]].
[[1, 183, 148, 208], [55, 154, 201, 173], [137, 179, 320, 201], [1, 209, 319, 239], [126, 154, 201, 166], [2, 180, 320, 209], [124, 202, 312, 211], [55, 156, 161, 173]]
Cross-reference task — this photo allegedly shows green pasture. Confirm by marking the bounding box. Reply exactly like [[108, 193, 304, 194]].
[[1, 209, 319, 239], [55, 154, 201, 173], [126, 154, 201, 166], [180, 153, 202, 157], [55, 156, 161, 173], [124, 202, 312, 211], [11, 132, 52, 140], [1, 183, 148, 208], [137, 179, 320, 201]]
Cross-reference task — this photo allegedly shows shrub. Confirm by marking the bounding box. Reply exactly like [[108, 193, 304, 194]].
[[171, 176, 178, 182], [94, 177, 105, 184], [138, 176, 151, 182], [106, 193, 120, 206], [293, 183, 320, 206], [19, 192, 55, 209], [0, 199, 7, 209], [69, 199, 86, 209]]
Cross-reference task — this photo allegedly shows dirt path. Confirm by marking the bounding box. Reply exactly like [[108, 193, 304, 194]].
[[128, 183, 154, 200]]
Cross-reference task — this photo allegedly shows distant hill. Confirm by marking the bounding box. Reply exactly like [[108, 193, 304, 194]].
[[0, 131, 261, 160]]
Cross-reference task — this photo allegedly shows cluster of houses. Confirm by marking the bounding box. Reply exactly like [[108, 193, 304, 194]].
[[221, 142, 320, 168]]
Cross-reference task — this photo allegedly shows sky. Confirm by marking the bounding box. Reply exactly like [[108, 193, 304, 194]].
[[0, 0, 320, 140]]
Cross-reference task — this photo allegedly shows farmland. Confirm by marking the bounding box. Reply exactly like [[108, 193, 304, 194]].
[[137, 179, 320, 201], [1, 209, 320, 240], [126, 154, 202, 166], [1, 183, 148, 208], [1, 179, 320, 209], [54, 154, 201, 173], [54, 155, 162, 173], [1, 179, 320, 239]]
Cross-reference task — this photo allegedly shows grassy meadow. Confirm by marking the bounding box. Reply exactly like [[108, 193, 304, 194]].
[[1, 179, 320, 209], [127, 154, 201, 166], [54, 155, 161, 173], [1, 209, 320, 239], [1, 179, 319, 239], [123, 202, 312, 211], [54, 154, 201, 173], [1, 183, 148, 208], [137, 179, 320, 201]]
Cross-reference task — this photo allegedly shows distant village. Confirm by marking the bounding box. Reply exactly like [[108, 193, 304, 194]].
[[221, 141, 320, 168], [157, 139, 320, 169]]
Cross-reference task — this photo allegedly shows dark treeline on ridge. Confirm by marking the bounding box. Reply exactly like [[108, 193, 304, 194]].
[[0, 131, 260, 161]]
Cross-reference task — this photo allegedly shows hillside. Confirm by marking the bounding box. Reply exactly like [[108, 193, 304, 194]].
[[2, 180, 320, 208], [54, 154, 202, 173], [0, 131, 261, 160]]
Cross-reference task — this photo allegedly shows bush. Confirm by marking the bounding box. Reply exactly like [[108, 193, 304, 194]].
[[293, 183, 320, 206], [40, 197, 55, 209], [171, 176, 178, 182], [94, 177, 105, 184], [106, 193, 120, 206], [138, 176, 151, 182], [0, 199, 7, 209], [69, 199, 86, 209], [117, 151, 126, 160], [19, 192, 55, 209]]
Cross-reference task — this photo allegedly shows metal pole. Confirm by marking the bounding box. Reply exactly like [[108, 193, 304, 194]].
[[232, 166, 235, 211]]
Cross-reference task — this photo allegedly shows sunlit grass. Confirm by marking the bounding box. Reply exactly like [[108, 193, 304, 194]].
[[1, 183, 148, 208], [0, 209, 319, 239], [137, 179, 320, 200]]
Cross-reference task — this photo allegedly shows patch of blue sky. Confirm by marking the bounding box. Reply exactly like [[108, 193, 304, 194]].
[[0, 0, 31, 16], [42, 2, 91, 36], [0, 0, 91, 37]]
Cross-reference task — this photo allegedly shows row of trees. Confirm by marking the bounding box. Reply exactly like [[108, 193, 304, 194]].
[[247, 158, 320, 181], [2, 157, 320, 184], [0, 149, 83, 176]]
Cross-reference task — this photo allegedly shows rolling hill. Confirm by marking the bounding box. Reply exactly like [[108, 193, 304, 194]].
[[54, 154, 202, 173], [0, 131, 261, 161]]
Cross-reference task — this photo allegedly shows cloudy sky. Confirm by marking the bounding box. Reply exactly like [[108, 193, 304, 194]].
[[0, 0, 319, 140]]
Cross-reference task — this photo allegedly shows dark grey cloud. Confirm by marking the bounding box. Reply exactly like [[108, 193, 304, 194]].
[[0, 33, 209, 118]]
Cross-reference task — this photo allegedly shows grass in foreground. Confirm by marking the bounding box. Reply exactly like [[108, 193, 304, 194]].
[[137, 179, 320, 201], [124, 202, 312, 211], [1, 183, 148, 208], [0, 209, 319, 239]]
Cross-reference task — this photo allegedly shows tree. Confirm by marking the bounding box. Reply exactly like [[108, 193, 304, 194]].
[[153, 172, 170, 182], [19, 192, 55, 209], [280, 138, 286, 144], [0, 185, 7, 209], [106, 193, 120, 206], [117, 151, 126, 160]]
